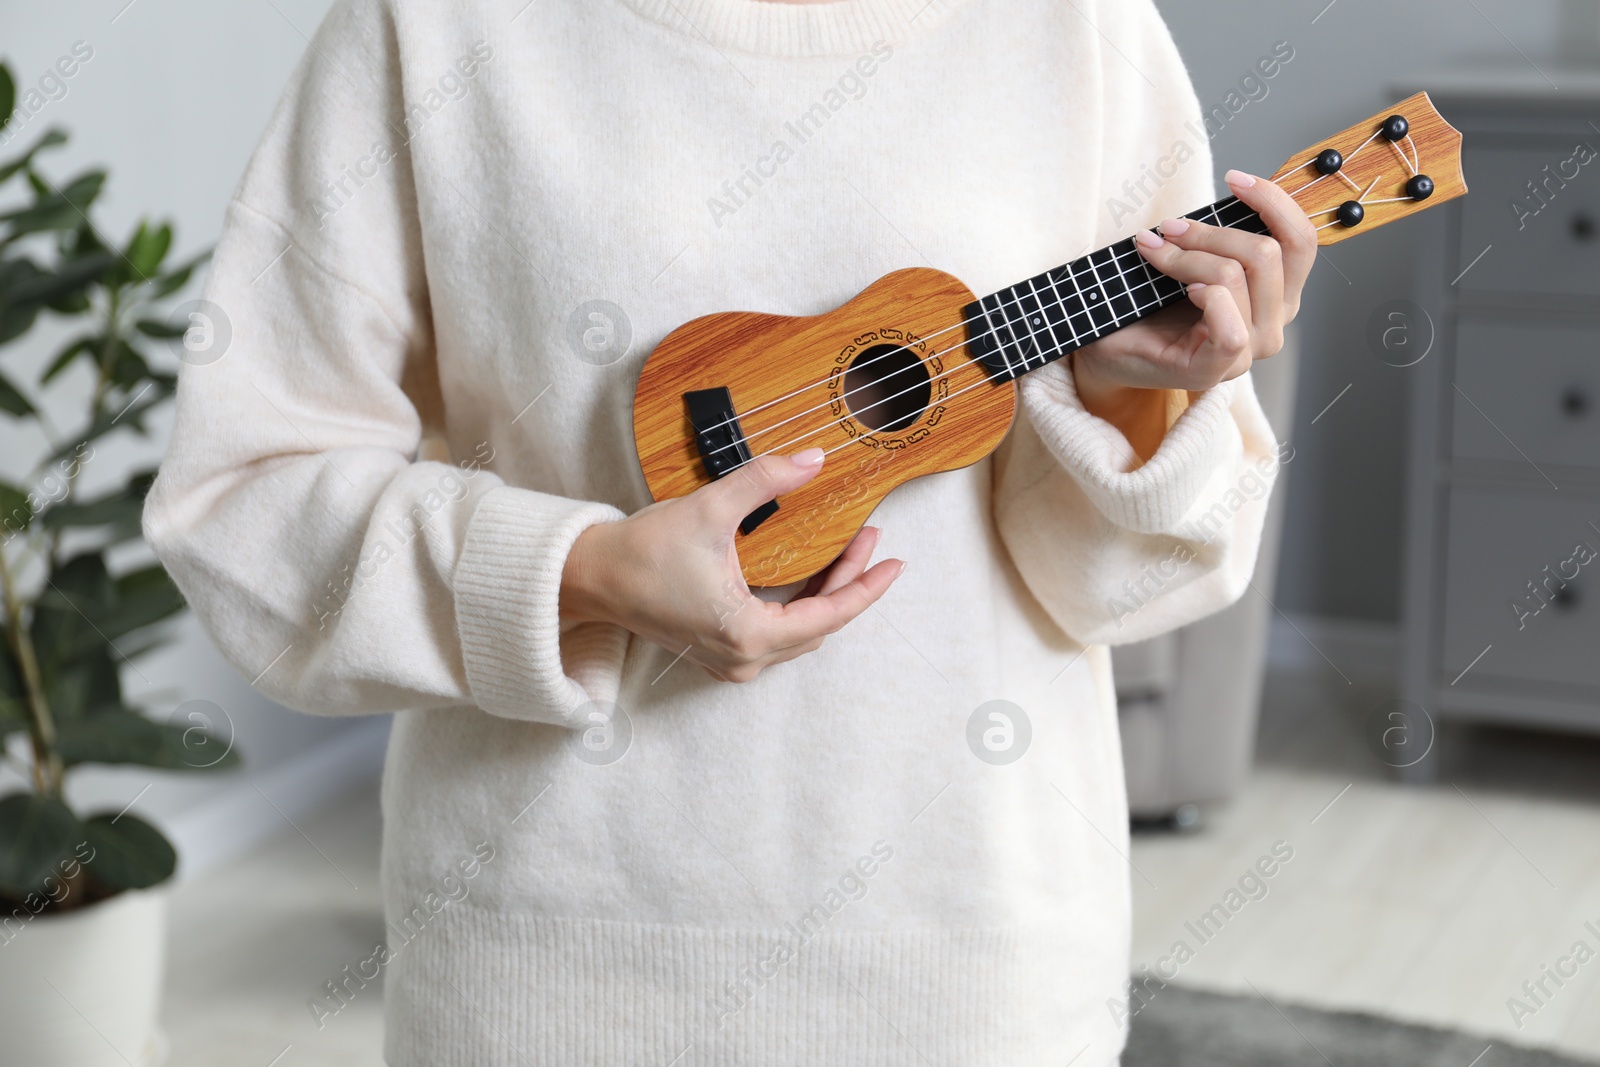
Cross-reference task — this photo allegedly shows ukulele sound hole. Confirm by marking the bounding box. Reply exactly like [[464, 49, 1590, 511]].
[[843, 344, 930, 434]]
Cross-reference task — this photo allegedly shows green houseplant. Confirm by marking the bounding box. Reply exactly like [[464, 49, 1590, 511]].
[[0, 59, 237, 922]]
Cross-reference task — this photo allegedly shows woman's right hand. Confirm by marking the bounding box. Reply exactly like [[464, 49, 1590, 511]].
[[559, 448, 906, 682]]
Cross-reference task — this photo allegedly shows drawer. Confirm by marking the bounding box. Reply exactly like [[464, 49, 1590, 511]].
[[1456, 143, 1600, 297], [1452, 317, 1600, 468], [1440, 485, 1600, 692]]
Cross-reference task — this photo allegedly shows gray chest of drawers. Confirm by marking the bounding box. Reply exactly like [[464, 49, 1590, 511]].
[[1400, 69, 1600, 780]]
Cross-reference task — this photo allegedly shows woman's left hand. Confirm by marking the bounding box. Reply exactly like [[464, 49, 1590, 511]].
[[1070, 168, 1318, 417]]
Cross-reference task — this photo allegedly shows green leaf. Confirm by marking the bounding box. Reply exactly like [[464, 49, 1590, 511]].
[[40, 646, 121, 720], [0, 478, 30, 536], [0, 301, 39, 346], [0, 66, 15, 136], [0, 367, 35, 416], [0, 169, 106, 240], [0, 793, 83, 898], [146, 248, 211, 300], [40, 470, 155, 543], [82, 813, 176, 889], [32, 554, 119, 671], [101, 338, 151, 390], [123, 221, 172, 283], [134, 318, 186, 340], [57, 711, 236, 772], [31, 555, 185, 682], [40, 335, 99, 385], [0, 129, 66, 186], [103, 562, 185, 639], [3, 250, 111, 306]]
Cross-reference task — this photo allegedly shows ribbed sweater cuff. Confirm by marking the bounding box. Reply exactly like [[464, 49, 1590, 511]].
[[454, 487, 630, 728], [1019, 361, 1240, 535]]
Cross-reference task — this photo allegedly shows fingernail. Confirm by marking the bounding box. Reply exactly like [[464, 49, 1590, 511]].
[[1160, 217, 1190, 236], [1188, 282, 1208, 293], [1226, 169, 1257, 189], [794, 448, 825, 466], [1136, 229, 1164, 249]]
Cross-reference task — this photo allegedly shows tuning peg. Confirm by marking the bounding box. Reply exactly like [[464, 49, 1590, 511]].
[[1406, 174, 1435, 200], [1381, 114, 1410, 141], [1337, 201, 1366, 227], [1315, 148, 1344, 175]]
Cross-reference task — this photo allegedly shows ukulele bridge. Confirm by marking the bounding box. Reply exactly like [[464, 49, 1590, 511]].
[[684, 387, 779, 535]]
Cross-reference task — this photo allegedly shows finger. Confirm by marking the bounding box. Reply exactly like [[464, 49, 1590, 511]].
[[764, 557, 905, 647], [700, 448, 824, 531], [1185, 283, 1252, 376], [814, 526, 880, 598], [1135, 232, 1252, 328], [1154, 217, 1282, 349], [1224, 169, 1318, 316]]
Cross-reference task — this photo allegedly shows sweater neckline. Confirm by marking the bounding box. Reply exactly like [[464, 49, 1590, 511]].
[[612, 0, 970, 58]]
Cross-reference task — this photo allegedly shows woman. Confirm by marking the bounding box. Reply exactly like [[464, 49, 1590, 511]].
[[146, 0, 1314, 1062]]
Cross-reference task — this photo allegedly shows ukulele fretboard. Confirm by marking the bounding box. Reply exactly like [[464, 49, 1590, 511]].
[[965, 196, 1271, 382]]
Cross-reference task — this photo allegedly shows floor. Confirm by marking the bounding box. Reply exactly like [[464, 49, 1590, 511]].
[[159, 666, 1600, 1066], [1130, 668, 1600, 1063]]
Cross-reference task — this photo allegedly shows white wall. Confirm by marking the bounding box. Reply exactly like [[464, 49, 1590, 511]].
[[1152, 0, 1565, 620], [0, 0, 365, 875]]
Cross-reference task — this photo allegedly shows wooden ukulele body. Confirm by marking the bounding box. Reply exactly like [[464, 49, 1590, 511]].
[[632, 268, 1016, 587]]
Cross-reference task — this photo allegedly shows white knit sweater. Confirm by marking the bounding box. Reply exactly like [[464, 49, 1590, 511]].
[[144, 0, 1278, 1063]]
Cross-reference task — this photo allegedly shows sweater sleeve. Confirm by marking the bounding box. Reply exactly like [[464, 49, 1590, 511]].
[[991, 0, 1282, 646], [142, 0, 629, 728]]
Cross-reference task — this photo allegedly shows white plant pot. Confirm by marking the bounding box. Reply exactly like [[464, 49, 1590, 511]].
[[0, 886, 169, 1067]]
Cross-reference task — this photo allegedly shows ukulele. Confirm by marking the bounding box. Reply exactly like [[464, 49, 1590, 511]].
[[632, 92, 1467, 587]]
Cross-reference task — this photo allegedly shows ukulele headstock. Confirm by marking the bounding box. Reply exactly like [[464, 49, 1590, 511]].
[[1270, 91, 1466, 246]]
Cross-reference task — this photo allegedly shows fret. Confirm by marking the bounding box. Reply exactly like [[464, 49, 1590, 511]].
[[1078, 255, 1118, 332], [978, 292, 1022, 380], [1107, 242, 1155, 309], [1095, 241, 1139, 323], [1070, 255, 1118, 336], [1000, 285, 1049, 369], [1050, 262, 1099, 342], [1006, 280, 1052, 371], [968, 193, 1275, 382], [1034, 272, 1079, 352]]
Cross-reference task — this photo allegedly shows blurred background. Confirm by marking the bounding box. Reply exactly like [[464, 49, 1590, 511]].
[[1, 0, 1598, 1064]]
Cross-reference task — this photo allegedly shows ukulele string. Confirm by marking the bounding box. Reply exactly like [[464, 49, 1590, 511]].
[[710, 193, 1266, 463], [1274, 126, 1425, 231], [720, 118, 1426, 470], [728, 269, 1209, 472], [722, 250, 1191, 460], [696, 195, 1264, 447]]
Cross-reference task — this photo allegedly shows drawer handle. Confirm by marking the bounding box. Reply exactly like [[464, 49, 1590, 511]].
[[1573, 214, 1597, 242], [1561, 387, 1590, 419]]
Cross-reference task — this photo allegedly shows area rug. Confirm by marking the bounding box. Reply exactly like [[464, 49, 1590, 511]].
[[1124, 985, 1595, 1066]]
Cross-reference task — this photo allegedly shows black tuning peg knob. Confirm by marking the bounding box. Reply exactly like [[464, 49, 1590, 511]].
[[1337, 201, 1366, 227], [1381, 115, 1410, 141], [1406, 174, 1434, 201], [1572, 214, 1596, 241], [1561, 387, 1589, 418], [1314, 149, 1344, 175]]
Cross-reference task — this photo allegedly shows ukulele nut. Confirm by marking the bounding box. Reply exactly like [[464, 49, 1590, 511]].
[[1314, 148, 1344, 175], [1336, 200, 1365, 227]]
